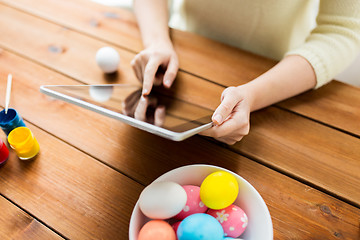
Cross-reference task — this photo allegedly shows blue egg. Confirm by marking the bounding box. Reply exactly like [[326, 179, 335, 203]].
[[177, 213, 224, 240]]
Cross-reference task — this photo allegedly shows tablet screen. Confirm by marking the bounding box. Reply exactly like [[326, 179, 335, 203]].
[[40, 84, 213, 134]]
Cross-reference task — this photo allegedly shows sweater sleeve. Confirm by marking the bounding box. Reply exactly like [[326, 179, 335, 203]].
[[285, 0, 360, 88]]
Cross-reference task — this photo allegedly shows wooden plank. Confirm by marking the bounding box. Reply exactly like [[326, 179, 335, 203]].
[[1, 52, 360, 239], [4, 0, 359, 137], [278, 81, 360, 136], [0, 0, 143, 52], [0, 4, 137, 85], [0, 122, 144, 240], [0, 196, 63, 240], [0, 7, 359, 207]]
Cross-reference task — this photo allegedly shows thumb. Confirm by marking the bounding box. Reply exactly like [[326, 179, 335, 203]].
[[212, 88, 241, 125]]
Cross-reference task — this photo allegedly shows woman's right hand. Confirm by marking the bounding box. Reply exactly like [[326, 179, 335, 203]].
[[131, 40, 179, 96]]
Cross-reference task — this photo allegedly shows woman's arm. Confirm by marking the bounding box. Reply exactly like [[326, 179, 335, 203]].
[[243, 55, 316, 112], [201, 0, 360, 145], [132, 0, 179, 95], [200, 55, 316, 145], [133, 0, 170, 48]]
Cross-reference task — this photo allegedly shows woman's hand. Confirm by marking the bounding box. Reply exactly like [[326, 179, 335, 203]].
[[200, 86, 251, 145], [200, 55, 317, 145], [131, 41, 179, 95]]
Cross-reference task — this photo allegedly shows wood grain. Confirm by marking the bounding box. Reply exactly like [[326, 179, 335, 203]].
[[0, 0, 275, 83], [278, 81, 360, 136], [0, 196, 62, 240], [0, 51, 360, 239], [232, 107, 360, 206], [0, 6, 359, 207], [0, 0, 143, 52], [0, 4, 222, 111], [0, 122, 144, 240], [3, 0, 360, 137], [0, 2, 359, 239]]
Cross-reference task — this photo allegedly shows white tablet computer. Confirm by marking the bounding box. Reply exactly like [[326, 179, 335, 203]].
[[40, 84, 213, 141]]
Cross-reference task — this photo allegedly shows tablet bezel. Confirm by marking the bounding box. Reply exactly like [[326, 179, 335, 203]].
[[40, 84, 213, 141]]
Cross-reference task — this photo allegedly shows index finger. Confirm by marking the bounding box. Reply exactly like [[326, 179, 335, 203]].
[[142, 58, 162, 95]]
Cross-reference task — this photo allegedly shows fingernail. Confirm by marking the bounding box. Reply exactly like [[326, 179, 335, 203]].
[[213, 114, 223, 125], [165, 80, 171, 87], [142, 88, 148, 95]]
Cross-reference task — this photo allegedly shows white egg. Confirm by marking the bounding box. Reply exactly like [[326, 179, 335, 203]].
[[139, 181, 187, 219], [95, 47, 120, 73]]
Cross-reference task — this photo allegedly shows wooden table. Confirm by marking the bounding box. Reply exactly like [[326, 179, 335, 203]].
[[0, 0, 360, 239]]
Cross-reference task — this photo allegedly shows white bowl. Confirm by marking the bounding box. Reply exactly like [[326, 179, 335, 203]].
[[129, 164, 273, 240]]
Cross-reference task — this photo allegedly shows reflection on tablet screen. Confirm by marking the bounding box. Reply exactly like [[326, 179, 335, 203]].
[[43, 84, 213, 133]]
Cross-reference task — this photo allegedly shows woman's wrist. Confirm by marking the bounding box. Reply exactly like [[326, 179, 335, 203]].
[[145, 37, 173, 50], [235, 83, 258, 112]]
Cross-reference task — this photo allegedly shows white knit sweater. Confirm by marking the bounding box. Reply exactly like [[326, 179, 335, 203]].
[[169, 0, 360, 88]]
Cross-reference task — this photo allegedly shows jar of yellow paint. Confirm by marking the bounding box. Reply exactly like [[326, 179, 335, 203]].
[[8, 127, 40, 160]]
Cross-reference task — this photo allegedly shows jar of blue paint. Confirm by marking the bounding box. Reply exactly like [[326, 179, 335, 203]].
[[0, 108, 26, 135]]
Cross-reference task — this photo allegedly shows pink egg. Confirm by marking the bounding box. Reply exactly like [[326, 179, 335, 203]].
[[138, 220, 176, 240], [207, 204, 248, 238], [174, 185, 208, 220], [172, 221, 181, 233], [171, 221, 181, 239]]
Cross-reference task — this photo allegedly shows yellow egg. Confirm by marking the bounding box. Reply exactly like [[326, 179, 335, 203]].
[[200, 171, 239, 210], [138, 220, 176, 240]]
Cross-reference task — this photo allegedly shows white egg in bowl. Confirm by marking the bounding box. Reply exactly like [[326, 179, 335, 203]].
[[129, 164, 273, 240]]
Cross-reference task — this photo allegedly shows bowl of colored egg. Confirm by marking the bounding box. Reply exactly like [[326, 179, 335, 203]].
[[129, 164, 273, 240]]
